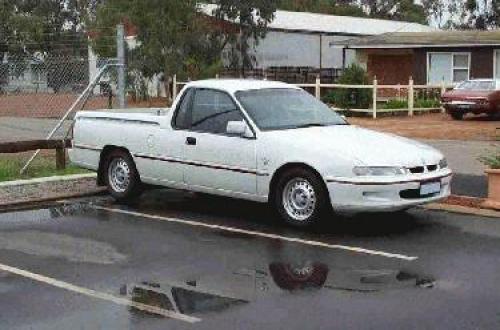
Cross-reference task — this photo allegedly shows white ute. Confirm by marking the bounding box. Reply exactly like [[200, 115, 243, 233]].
[[69, 79, 452, 227]]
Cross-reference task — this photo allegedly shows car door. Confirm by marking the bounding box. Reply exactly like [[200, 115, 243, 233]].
[[182, 88, 258, 196], [134, 88, 192, 187]]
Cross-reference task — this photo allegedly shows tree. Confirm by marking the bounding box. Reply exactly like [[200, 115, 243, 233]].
[[211, 0, 278, 74], [361, 0, 427, 24], [278, 0, 366, 17], [422, 0, 447, 27], [0, 0, 89, 58], [90, 0, 230, 99]]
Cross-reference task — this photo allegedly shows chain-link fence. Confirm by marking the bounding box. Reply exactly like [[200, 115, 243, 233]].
[[0, 54, 120, 143]]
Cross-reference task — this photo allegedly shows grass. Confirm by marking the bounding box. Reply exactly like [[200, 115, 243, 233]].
[[0, 153, 90, 182]]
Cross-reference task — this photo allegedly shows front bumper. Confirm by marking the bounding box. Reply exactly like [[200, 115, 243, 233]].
[[326, 171, 452, 213], [442, 102, 493, 114]]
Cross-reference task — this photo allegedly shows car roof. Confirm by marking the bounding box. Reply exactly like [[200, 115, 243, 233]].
[[184, 79, 300, 94]]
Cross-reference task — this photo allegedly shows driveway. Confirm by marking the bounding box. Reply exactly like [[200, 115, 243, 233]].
[[0, 193, 500, 329], [424, 139, 498, 198]]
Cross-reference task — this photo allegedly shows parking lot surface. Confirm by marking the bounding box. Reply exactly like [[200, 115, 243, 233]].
[[1, 190, 500, 329]]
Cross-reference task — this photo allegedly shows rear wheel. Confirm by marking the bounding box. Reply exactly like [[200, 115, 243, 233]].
[[450, 111, 464, 120], [105, 150, 142, 202], [274, 168, 330, 227]]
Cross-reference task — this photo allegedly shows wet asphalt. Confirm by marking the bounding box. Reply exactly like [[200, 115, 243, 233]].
[[0, 190, 500, 329]]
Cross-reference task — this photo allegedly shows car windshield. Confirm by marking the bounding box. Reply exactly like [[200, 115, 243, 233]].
[[456, 80, 496, 90], [235, 88, 347, 131]]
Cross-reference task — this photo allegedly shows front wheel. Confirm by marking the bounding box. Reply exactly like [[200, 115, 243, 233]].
[[105, 150, 142, 202], [274, 168, 330, 227]]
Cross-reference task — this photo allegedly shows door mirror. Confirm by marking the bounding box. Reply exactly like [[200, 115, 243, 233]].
[[226, 121, 253, 138]]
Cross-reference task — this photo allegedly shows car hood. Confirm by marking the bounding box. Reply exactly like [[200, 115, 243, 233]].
[[263, 125, 443, 167]]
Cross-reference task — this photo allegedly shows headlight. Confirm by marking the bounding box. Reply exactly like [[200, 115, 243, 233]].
[[353, 166, 408, 176], [439, 158, 448, 169]]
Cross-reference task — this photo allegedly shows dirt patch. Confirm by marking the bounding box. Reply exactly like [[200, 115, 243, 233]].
[[349, 113, 499, 141], [0, 94, 169, 119], [442, 195, 485, 209]]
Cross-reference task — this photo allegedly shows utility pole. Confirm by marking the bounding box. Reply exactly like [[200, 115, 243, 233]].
[[117, 24, 126, 108]]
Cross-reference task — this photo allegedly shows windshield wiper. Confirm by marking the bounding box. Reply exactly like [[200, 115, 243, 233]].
[[294, 123, 329, 129]]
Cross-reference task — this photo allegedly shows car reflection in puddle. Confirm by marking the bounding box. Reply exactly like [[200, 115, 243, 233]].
[[122, 261, 434, 319], [49, 202, 98, 218]]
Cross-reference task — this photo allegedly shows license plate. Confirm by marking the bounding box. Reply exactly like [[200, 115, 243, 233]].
[[420, 182, 441, 195]]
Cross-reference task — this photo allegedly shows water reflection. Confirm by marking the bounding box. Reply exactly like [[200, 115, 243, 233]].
[[49, 202, 96, 218], [123, 261, 433, 319]]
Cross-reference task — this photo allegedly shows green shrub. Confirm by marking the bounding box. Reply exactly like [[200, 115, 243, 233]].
[[382, 97, 441, 110], [383, 99, 408, 109], [414, 98, 440, 108], [479, 149, 500, 169], [322, 64, 372, 109]]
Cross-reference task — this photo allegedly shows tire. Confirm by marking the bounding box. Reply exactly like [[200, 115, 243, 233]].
[[450, 111, 464, 120], [273, 168, 330, 227], [104, 149, 142, 202]]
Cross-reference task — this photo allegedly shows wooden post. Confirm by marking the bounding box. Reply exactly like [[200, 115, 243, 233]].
[[315, 75, 321, 99], [408, 77, 414, 116], [372, 77, 377, 119], [215, 73, 219, 79], [55, 146, 66, 170], [440, 80, 446, 113], [172, 74, 177, 102]]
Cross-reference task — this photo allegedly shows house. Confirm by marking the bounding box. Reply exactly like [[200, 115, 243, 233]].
[[87, 5, 435, 97], [342, 30, 500, 86], [200, 3, 434, 72], [0, 53, 49, 93]]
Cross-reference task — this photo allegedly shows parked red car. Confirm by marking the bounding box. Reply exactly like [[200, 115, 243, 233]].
[[441, 79, 500, 120]]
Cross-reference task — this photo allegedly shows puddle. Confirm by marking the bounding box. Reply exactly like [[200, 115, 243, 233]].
[[121, 261, 435, 318], [0, 230, 127, 264], [122, 281, 247, 318], [269, 262, 329, 291], [48, 202, 97, 218], [0, 202, 97, 224]]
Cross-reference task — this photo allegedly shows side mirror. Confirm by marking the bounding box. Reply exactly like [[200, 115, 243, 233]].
[[226, 121, 253, 138]]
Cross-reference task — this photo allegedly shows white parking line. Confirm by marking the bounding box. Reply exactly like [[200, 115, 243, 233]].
[[94, 205, 418, 261], [0, 263, 200, 323]]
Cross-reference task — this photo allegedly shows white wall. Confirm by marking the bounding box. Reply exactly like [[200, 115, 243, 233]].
[[249, 31, 356, 69]]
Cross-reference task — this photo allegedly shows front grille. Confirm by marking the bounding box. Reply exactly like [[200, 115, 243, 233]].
[[409, 166, 425, 174], [408, 164, 438, 174], [427, 165, 438, 172]]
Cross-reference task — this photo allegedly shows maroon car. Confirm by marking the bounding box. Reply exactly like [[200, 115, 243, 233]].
[[441, 79, 500, 120]]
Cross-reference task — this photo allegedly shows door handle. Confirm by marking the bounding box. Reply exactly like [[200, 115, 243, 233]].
[[186, 137, 197, 145]]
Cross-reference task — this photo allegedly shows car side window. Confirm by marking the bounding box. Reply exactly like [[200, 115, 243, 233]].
[[190, 89, 244, 134], [173, 88, 193, 129]]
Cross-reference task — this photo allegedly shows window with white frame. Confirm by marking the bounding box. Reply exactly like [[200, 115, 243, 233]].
[[494, 50, 500, 79], [427, 52, 470, 84]]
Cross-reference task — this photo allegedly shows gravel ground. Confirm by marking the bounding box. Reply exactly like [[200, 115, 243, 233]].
[[350, 112, 499, 141], [0, 177, 103, 206]]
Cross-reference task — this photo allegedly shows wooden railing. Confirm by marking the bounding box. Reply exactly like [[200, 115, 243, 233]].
[[0, 139, 70, 170], [172, 74, 454, 119]]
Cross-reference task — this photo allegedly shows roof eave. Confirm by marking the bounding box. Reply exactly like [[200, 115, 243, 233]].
[[346, 43, 500, 49]]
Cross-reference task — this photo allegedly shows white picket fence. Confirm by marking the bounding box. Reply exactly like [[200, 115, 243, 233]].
[[172, 75, 453, 119]]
